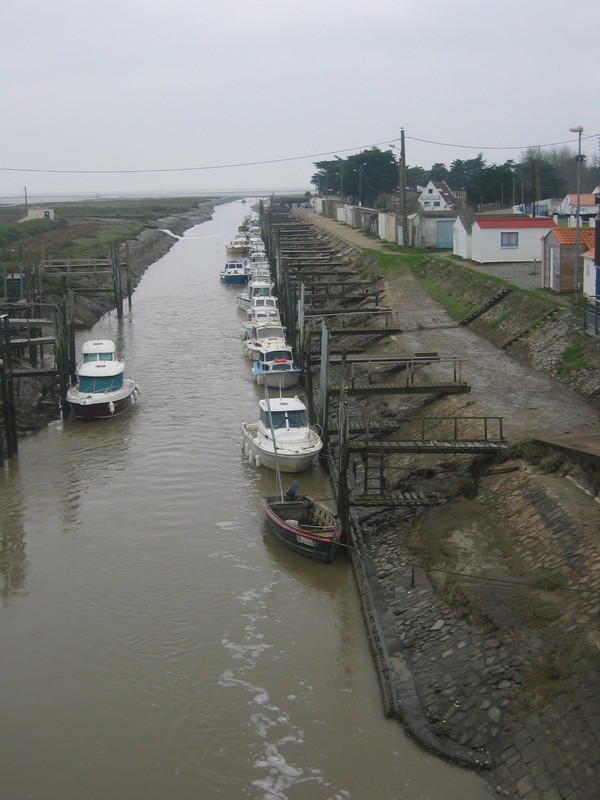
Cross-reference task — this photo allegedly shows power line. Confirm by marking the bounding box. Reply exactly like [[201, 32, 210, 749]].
[[1, 132, 598, 176], [0, 138, 396, 176], [406, 133, 599, 152]]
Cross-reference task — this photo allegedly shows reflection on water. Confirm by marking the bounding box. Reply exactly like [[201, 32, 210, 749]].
[[0, 201, 488, 800]]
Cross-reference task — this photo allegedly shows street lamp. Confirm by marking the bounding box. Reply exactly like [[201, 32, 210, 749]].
[[358, 162, 366, 207], [569, 125, 583, 309], [334, 155, 343, 198]]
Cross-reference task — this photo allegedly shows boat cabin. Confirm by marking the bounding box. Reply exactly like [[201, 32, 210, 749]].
[[256, 346, 295, 371], [259, 396, 308, 430], [78, 368, 125, 394], [81, 340, 116, 363]]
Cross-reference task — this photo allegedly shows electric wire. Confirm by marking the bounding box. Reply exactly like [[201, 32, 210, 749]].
[[2, 133, 598, 176]]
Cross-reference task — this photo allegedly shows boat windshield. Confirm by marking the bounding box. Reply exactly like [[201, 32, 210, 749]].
[[263, 409, 307, 429], [79, 374, 124, 393], [82, 351, 115, 363], [264, 350, 291, 362]]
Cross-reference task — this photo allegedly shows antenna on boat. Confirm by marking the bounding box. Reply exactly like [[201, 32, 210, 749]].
[[264, 386, 284, 501]]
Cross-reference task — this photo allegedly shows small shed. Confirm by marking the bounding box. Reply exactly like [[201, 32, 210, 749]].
[[542, 227, 597, 292], [19, 207, 54, 222], [582, 246, 599, 299], [469, 217, 555, 264], [409, 210, 458, 249], [453, 212, 476, 260]]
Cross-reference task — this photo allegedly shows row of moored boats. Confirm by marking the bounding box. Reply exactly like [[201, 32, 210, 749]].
[[222, 215, 341, 563]]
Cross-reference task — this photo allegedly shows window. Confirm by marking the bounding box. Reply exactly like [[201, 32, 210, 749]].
[[428, 188, 433, 194], [501, 232, 518, 248], [433, 201, 440, 207]]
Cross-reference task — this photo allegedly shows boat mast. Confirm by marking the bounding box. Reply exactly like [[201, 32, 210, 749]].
[[264, 386, 284, 501]]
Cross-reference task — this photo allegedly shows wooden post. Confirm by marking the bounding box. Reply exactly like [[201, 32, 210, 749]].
[[337, 385, 350, 544], [111, 242, 123, 319], [0, 314, 18, 456], [319, 320, 330, 445], [303, 322, 314, 418], [53, 302, 72, 411], [125, 242, 132, 311]]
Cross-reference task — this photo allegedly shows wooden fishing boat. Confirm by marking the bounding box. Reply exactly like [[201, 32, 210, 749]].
[[263, 481, 341, 563]]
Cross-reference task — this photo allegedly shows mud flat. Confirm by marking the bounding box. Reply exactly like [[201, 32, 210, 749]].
[[296, 208, 600, 799]]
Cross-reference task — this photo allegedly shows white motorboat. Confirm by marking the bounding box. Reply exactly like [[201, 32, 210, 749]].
[[220, 261, 248, 284], [244, 321, 287, 362], [65, 339, 139, 421], [252, 344, 301, 389], [237, 276, 274, 311], [241, 394, 322, 473], [241, 296, 280, 340]]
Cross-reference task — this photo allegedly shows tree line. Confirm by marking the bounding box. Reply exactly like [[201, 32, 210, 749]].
[[312, 145, 600, 210]]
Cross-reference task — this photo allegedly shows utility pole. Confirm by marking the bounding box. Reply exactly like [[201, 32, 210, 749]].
[[400, 128, 408, 246], [570, 125, 584, 309]]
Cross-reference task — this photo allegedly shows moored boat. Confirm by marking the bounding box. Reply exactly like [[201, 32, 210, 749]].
[[263, 481, 341, 563], [237, 276, 274, 311], [65, 339, 139, 421], [252, 344, 301, 388], [220, 261, 248, 284], [241, 394, 322, 473], [241, 297, 281, 340], [244, 321, 287, 361], [226, 232, 250, 258]]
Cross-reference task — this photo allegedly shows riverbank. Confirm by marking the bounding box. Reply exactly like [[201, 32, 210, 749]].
[[11, 200, 221, 436], [292, 207, 600, 799]]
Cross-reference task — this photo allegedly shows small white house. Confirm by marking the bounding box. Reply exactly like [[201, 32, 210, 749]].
[[417, 181, 462, 212], [556, 193, 598, 218], [456, 216, 556, 264], [19, 207, 54, 222], [453, 213, 475, 260]]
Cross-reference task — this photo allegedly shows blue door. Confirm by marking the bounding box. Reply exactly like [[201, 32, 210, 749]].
[[437, 220, 454, 249]]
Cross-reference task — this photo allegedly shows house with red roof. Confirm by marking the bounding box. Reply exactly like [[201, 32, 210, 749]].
[[557, 193, 599, 219], [541, 227, 597, 292], [454, 216, 555, 263]]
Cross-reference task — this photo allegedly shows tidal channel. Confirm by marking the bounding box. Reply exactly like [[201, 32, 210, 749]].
[[0, 200, 489, 799]]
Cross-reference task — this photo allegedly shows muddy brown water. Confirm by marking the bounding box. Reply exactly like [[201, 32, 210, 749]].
[[0, 201, 489, 799]]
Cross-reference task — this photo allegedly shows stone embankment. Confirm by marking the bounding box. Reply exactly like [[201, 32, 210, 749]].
[[294, 209, 600, 799]]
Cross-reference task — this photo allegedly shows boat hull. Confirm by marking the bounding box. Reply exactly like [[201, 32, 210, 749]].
[[66, 380, 137, 421], [263, 495, 341, 563], [252, 366, 301, 389], [241, 424, 322, 473], [220, 273, 248, 284]]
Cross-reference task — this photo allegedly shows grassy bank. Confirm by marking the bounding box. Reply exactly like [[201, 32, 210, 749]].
[[0, 196, 222, 274]]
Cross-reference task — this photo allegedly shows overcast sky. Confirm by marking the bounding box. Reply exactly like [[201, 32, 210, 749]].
[[2, 0, 598, 200]]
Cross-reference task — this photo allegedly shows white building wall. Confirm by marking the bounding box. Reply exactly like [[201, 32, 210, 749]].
[[453, 219, 471, 259], [377, 212, 396, 243], [418, 181, 451, 211], [583, 255, 598, 298], [471, 227, 550, 263]]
